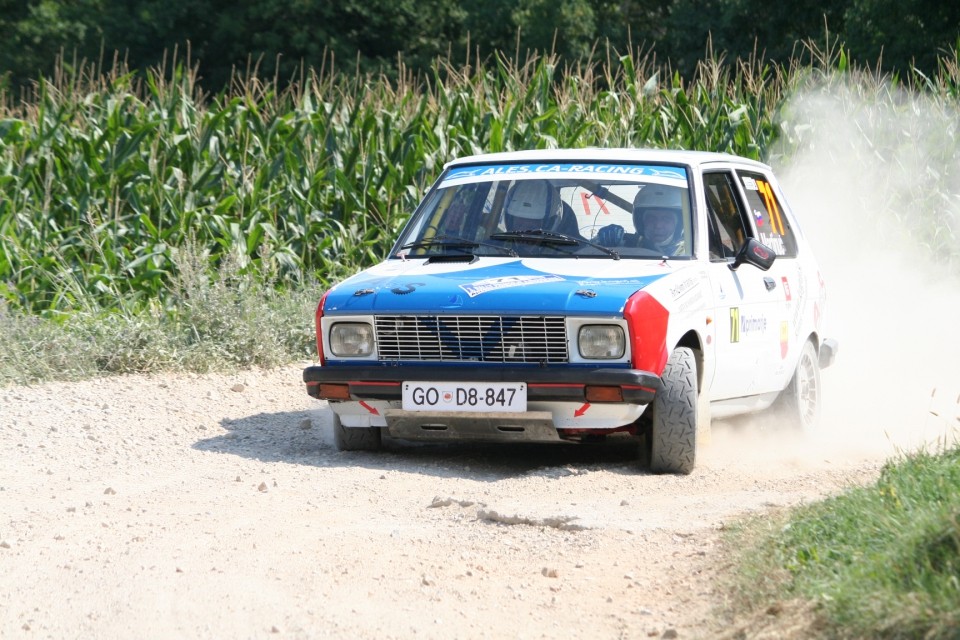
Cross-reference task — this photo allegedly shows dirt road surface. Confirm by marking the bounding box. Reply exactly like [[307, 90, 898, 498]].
[[6, 361, 952, 640]]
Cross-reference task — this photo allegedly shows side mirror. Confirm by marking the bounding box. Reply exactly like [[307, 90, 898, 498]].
[[729, 238, 775, 271]]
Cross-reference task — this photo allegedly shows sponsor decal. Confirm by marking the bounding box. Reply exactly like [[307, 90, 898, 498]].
[[459, 274, 565, 298], [741, 314, 768, 335], [758, 233, 786, 255], [780, 321, 789, 359], [782, 277, 792, 301], [730, 307, 768, 343], [442, 163, 687, 186], [791, 265, 808, 335], [816, 270, 827, 325], [756, 179, 786, 235], [678, 290, 704, 312], [670, 276, 698, 300], [575, 278, 653, 287], [741, 176, 758, 191]]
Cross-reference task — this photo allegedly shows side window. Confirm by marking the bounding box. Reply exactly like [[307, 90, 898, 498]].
[[703, 172, 749, 261], [736, 171, 798, 258]]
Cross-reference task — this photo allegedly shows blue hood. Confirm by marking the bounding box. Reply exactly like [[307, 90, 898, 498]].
[[323, 259, 669, 316]]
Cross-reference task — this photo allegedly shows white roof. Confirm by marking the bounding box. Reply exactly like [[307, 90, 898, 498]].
[[446, 147, 771, 171]]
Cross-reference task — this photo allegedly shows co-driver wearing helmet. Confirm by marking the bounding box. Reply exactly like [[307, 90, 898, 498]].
[[595, 185, 686, 256]]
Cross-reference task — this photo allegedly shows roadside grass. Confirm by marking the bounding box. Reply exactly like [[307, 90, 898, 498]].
[[725, 442, 960, 639], [0, 245, 318, 386]]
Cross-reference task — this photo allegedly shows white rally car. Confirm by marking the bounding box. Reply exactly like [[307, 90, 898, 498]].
[[304, 149, 837, 473]]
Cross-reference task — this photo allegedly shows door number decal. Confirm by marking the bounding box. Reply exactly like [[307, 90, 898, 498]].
[[730, 307, 740, 343]]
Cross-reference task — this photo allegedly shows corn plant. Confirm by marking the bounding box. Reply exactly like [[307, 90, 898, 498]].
[[1, 43, 958, 318]]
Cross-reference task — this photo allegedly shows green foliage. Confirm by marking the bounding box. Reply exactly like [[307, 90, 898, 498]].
[[0, 46, 789, 315], [0, 0, 94, 85], [0, 0, 953, 94], [843, 0, 960, 78], [732, 444, 960, 638], [0, 243, 318, 384], [1, 43, 959, 383], [664, 0, 845, 79]]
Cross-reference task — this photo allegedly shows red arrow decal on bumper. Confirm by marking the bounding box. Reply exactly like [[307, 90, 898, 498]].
[[359, 401, 380, 416]]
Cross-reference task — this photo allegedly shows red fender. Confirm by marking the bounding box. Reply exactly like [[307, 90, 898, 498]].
[[623, 291, 670, 376], [315, 290, 331, 364]]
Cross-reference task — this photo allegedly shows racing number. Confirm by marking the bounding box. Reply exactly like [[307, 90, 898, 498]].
[[756, 179, 786, 236], [579, 192, 611, 216]]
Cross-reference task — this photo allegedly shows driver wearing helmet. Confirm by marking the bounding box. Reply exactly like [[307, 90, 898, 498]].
[[502, 180, 559, 232], [595, 185, 687, 256]]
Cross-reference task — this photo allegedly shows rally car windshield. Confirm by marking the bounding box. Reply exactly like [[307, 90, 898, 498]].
[[393, 162, 693, 259]]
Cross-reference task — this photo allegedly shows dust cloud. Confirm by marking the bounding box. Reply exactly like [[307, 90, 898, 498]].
[[718, 76, 960, 467]]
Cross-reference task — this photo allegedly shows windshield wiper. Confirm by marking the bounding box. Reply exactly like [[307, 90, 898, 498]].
[[490, 229, 621, 260], [398, 235, 518, 257]]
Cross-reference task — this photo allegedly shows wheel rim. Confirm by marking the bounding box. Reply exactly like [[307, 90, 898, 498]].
[[796, 347, 820, 429]]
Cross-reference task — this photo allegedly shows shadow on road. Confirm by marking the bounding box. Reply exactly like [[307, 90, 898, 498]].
[[193, 405, 647, 481]]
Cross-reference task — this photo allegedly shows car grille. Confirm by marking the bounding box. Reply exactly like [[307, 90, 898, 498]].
[[375, 315, 568, 363]]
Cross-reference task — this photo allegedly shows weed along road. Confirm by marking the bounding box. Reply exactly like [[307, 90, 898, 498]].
[[1, 364, 893, 639]]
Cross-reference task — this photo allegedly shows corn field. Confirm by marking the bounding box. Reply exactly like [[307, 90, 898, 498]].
[[1, 43, 958, 318]]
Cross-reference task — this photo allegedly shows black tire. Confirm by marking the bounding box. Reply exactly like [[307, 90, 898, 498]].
[[330, 410, 382, 452], [775, 340, 822, 432], [649, 347, 698, 474]]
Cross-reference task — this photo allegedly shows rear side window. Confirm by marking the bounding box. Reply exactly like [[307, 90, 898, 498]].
[[737, 170, 798, 258]]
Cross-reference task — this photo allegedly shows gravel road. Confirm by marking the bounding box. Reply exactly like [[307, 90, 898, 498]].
[[7, 359, 949, 640]]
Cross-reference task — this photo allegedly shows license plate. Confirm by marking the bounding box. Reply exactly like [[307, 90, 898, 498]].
[[401, 382, 527, 412]]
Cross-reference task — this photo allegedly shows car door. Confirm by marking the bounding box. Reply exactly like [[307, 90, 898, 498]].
[[732, 167, 803, 393], [702, 169, 783, 400]]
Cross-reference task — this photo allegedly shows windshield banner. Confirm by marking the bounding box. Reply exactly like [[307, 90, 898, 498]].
[[440, 163, 688, 188]]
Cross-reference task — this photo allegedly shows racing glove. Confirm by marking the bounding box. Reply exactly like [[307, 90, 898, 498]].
[[595, 224, 624, 247]]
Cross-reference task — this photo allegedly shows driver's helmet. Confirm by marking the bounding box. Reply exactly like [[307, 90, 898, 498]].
[[632, 185, 684, 248], [503, 181, 557, 231]]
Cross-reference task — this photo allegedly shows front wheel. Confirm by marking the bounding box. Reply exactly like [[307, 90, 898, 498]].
[[774, 340, 822, 432], [648, 347, 698, 474], [330, 410, 382, 451]]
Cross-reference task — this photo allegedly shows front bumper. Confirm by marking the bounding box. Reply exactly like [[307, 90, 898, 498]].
[[303, 365, 661, 405], [819, 338, 839, 369]]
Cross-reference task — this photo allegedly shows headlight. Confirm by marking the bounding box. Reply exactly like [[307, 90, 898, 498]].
[[329, 323, 375, 357], [578, 325, 625, 359]]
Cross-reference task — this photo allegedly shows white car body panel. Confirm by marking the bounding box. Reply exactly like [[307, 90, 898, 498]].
[[304, 148, 837, 470]]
